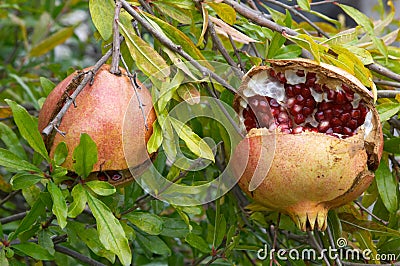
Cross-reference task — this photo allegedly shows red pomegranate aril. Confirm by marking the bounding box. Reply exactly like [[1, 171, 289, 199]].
[[319, 101, 331, 111], [278, 112, 289, 123], [351, 110, 361, 119], [280, 128, 291, 134], [336, 91, 346, 104], [323, 109, 333, 120], [313, 84, 323, 93], [111, 173, 122, 181], [97, 173, 108, 181], [318, 121, 330, 132], [341, 83, 351, 93], [315, 111, 324, 122], [285, 85, 295, 97], [333, 126, 342, 134], [345, 92, 354, 101], [326, 128, 334, 135], [293, 126, 304, 134], [287, 97, 296, 108], [343, 127, 353, 135], [277, 72, 286, 83], [348, 119, 358, 130], [305, 72, 316, 86], [291, 104, 303, 115], [332, 106, 343, 117], [269, 69, 276, 78], [331, 118, 342, 127], [358, 102, 368, 116], [340, 113, 351, 123], [271, 107, 280, 116], [322, 84, 330, 93], [295, 94, 305, 103], [343, 102, 353, 112], [269, 98, 280, 107], [304, 98, 316, 109], [259, 100, 269, 113], [302, 107, 313, 116], [327, 90, 336, 101], [244, 118, 257, 131], [293, 84, 302, 95], [296, 70, 305, 77], [294, 113, 306, 124], [301, 87, 312, 98]]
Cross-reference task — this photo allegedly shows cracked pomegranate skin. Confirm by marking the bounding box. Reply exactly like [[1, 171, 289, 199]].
[[232, 59, 383, 231], [38, 64, 156, 184]]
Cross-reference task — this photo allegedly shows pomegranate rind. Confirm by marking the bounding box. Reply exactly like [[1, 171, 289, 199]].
[[38, 64, 156, 177], [233, 58, 383, 231]]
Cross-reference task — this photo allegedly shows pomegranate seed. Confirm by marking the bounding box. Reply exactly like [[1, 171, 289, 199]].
[[326, 128, 334, 135], [293, 84, 302, 95], [302, 107, 313, 116], [358, 102, 368, 116], [269, 69, 276, 78], [280, 128, 291, 134], [315, 111, 324, 121], [313, 84, 323, 93], [332, 106, 343, 117], [301, 87, 312, 98], [345, 91, 354, 101], [351, 110, 361, 119], [327, 90, 336, 101], [285, 85, 295, 97], [293, 126, 304, 134], [306, 126, 318, 133], [323, 109, 333, 120], [271, 107, 280, 116], [319, 101, 331, 111], [322, 84, 330, 92], [97, 173, 108, 181], [343, 127, 353, 135], [305, 72, 316, 86], [340, 113, 351, 123], [341, 83, 351, 93], [294, 113, 306, 124], [304, 98, 316, 109], [244, 118, 257, 130], [333, 126, 342, 134], [295, 94, 305, 103], [296, 70, 305, 77], [336, 91, 346, 104], [277, 72, 286, 83], [111, 173, 122, 181], [331, 118, 342, 127], [250, 98, 259, 107], [291, 104, 303, 115], [259, 100, 269, 113], [343, 102, 353, 111], [278, 112, 289, 123], [287, 97, 296, 108], [318, 121, 330, 133], [269, 98, 280, 107], [348, 119, 358, 130]]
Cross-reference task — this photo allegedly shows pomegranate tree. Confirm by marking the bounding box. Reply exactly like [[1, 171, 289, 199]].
[[38, 64, 156, 185], [233, 59, 383, 231]]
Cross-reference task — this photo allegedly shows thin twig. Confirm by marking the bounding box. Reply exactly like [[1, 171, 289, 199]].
[[377, 90, 400, 98], [354, 200, 389, 226], [307, 230, 331, 266], [228, 34, 246, 72], [269, 213, 281, 266], [120, 0, 237, 94], [367, 63, 400, 83], [0, 211, 27, 224], [0, 190, 20, 208], [262, 0, 330, 38], [138, 0, 154, 15], [110, 0, 122, 74], [374, 79, 400, 88], [54, 245, 107, 266], [326, 225, 343, 266]]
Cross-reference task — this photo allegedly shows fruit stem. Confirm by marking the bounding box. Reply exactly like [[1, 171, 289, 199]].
[[110, 0, 122, 75]]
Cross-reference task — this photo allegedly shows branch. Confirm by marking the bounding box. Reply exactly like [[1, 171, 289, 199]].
[[374, 79, 400, 88], [54, 245, 107, 266], [354, 200, 389, 226], [120, 0, 237, 94], [367, 63, 400, 83], [227, 34, 246, 72], [377, 90, 400, 98], [326, 225, 343, 266], [110, 0, 122, 74], [0, 190, 20, 208], [307, 230, 331, 266], [0, 211, 27, 224]]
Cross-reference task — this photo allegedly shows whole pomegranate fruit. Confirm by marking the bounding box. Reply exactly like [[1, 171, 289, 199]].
[[38, 64, 156, 185], [232, 58, 383, 231]]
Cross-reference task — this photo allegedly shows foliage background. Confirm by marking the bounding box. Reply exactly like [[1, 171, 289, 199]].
[[0, 0, 400, 265]]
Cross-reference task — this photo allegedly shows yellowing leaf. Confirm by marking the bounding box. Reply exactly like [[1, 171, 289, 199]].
[[89, 0, 114, 40], [119, 21, 170, 80], [177, 84, 200, 105], [29, 27, 74, 57], [296, 0, 310, 11], [196, 4, 209, 47], [209, 16, 257, 44], [207, 2, 236, 25], [0, 106, 12, 119]]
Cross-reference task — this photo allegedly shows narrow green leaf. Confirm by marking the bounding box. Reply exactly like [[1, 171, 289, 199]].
[[136, 231, 171, 256], [86, 191, 131, 265], [376, 102, 400, 122], [158, 70, 185, 111], [85, 180, 116, 196], [68, 184, 87, 218], [73, 133, 98, 179], [10, 173, 42, 190], [119, 21, 170, 80], [383, 137, 400, 154], [375, 160, 398, 213], [185, 233, 211, 253], [40, 77, 56, 97], [160, 218, 189, 238], [8, 75, 39, 110], [38, 229, 55, 255], [215, 215, 226, 248], [273, 44, 302, 59], [284, 34, 321, 63], [12, 242, 54, 260], [29, 27, 74, 57], [207, 2, 236, 25], [68, 221, 115, 263], [154, 2, 192, 24], [88, 0, 114, 40], [0, 249, 8, 266], [147, 121, 163, 154], [53, 142, 68, 166], [5, 99, 49, 161], [196, 4, 208, 47], [0, 122, 28, 160], [296, 0, 310, 11], [126, 212, 163, 235], [48, 182, 67, 229], [0, 148, 41, 173], [170, 117, 215, 162]]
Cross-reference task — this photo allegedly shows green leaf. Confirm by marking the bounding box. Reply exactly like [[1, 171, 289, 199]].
[[119, 21, 170, 80], [157, 70, 185, 111], [207, 2, 236, 25], [214, 215, 226, 248], [376, 102, 400, 122], [89, 0, 114, 40], [126, 212, 163, 235], [40, 77, 55, 97], [73, 133, 98, 179], [85, 180, 116, 196], [135, 231, 171, 256], [29, 27, 74, 57], [185, 233, 211, 253], [196, 4, 208, 47], [12, 242, 53, 260], [154, 2, 192, 24], [0, 148, 41, 173], [160, 218, 189, 238], [48, 181, 67, 228], [9, 198, 46, 241], [267, 32, 287, 59], [0, 249, 8, 266], [170, 117, 215, 162], [53, 142, 68, 166], [5, 100, 49, 161], [86, 191, 131, 265], [147, 121, 163, 154], [0, 122, 28, 161], [296, 0, 310, 11], [68, 184, 87, 218], [10, 173, 42, 190], [273, 44, 302, 59], [8, 74, 39, 110], [384, 137, 400, 154], [375, 160, 398, 213], [68, 221, 116, 263], [38, 229, 55, 255], [284, 34, 321, 63]]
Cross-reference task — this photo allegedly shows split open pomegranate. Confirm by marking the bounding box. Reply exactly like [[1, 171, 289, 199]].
[[38, 64, 156, 186], [233, 59, 383, 231]]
